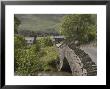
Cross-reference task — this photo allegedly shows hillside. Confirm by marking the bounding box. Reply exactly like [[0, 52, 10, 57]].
[[15, 14, 65, 33]]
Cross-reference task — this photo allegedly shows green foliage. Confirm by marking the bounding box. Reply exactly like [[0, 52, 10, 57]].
[[15, 46, 59, 75], [37, 37, 53, 48], [14, 35, 25, 49], [14, 35, 43, 75], [15, 48, 43, 76], [60, 14, 97, 45], [30, 43, 40, 53], [40, 46, 59, 71], [14, 16, 21, 34], [14, 36, 59, 75]]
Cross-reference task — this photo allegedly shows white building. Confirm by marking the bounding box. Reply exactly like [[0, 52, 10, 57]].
[[25, 37, 35, 45], [51, 35, 65, 42]]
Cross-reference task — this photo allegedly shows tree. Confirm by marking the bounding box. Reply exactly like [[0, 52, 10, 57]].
[[14, 16, 21, 34], [60, 14, 97, 45]]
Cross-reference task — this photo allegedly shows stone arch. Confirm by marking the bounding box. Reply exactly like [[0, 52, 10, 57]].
[[57, 44, 87, 76]]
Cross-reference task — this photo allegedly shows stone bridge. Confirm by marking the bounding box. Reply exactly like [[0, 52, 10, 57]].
[[56, 44, 87, 76]]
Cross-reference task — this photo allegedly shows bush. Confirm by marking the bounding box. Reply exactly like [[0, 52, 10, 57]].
[[40, 46, 59, 71], [14, 35, 59, 75], [14, 35, 25, 49], [30, 43, 40, 53], [15, 48, 43, 76], [37, 36, 53, 48]]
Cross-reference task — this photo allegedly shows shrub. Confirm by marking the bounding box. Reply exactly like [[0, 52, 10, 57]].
[[40, 46, 59, 71], [14, 35, 25, 49], [15, 48, 43, 76], [30, 43, 40, 53], [14, 35, 59, 75], [37, 36, 53, 48]]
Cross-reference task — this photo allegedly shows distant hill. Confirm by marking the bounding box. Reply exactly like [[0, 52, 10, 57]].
[[15, 14, 65, 33]]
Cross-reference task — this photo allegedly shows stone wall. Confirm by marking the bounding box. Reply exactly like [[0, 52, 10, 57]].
[[68, 44, 97, 76], [57, 44, 87, 76]]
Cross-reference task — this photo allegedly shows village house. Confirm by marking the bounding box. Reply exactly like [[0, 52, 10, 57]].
[[25, 37, 36, 46], [51, 35, 65, 43]]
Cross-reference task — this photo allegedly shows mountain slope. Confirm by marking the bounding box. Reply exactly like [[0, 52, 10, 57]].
[[15, 14, 65, 33]]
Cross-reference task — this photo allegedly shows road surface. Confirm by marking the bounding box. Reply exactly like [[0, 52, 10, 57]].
[[80, 46, 97, 65]]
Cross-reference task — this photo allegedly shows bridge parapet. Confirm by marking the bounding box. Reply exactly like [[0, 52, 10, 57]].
[[56, 44, 87, 76]]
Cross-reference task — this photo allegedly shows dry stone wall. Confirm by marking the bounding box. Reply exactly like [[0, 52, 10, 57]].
[[68, 44, 97, 76]]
